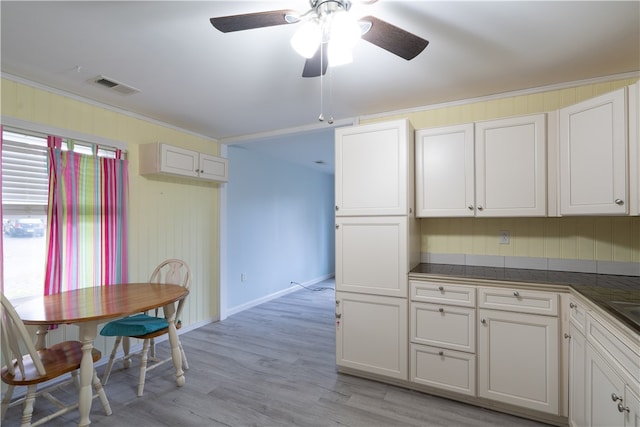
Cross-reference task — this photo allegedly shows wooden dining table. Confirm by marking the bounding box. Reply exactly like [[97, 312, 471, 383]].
[[9, 283, 189, 427]]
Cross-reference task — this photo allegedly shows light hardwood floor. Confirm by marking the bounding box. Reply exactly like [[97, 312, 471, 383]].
[[3, 279, 552, 426]]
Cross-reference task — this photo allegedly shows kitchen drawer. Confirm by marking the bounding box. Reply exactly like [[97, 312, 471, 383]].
[[410, 343, 476, 396], [410, 302, 476, 352], [478, 287, 558, 316], [586, 311, 640, 387], [568, 295, 588, 334], [410, 281, 476, 307]]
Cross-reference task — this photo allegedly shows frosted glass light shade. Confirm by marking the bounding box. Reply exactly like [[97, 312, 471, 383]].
[[291, 20, 321, 58], [329, 11, 361, 49], [328, 41, 353, 66]]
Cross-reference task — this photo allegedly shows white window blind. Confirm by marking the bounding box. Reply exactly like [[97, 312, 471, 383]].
[[2, 131, 49, 209]]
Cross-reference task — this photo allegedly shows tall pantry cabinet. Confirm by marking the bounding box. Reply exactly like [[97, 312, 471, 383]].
[[334, 119, 420, 380]]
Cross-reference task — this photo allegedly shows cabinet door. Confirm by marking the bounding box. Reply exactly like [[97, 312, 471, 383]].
[[335, 292, 408, 380], [569, 324, 587, 427], [559, 87, 628, 215], [585, 343, 626, 426], [415, 124, 475, 217], [478, 308, 559, 414], [335, 216, 408, 297], [475, 114, 547, 216], [335, 119, 412, 216], [159, 144, 199, 178], [624, 385, 640, 427], [198, 153, 228, 182]]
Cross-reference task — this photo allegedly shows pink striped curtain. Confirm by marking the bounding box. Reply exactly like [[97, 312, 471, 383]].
[[0, 126, 3, 294], [44, 138, 129, 295]]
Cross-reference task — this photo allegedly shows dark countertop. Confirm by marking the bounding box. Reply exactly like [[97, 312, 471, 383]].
[[409, 263, 640, 335]]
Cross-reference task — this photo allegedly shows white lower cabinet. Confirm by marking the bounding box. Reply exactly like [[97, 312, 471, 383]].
[[568, 323, 587, 427], [410, 343, 476, 396], [409, 281, 477, 396], [567, 294, 640, 427], [586, 343, 640, 426], [478, 308, 559, 415], [335, 291, 408, 380]]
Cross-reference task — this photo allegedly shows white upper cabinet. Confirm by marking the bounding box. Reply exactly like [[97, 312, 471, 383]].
[[416, 124, 475, 217], [416, 114, 546, 217], [475, 114, 547, 217], [559, 87, 628, 215], [139, 142, 228, 183], [335, 119, 414, 216]]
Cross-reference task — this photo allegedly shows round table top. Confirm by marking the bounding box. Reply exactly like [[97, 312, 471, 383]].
[[9, 283, 189, 325]]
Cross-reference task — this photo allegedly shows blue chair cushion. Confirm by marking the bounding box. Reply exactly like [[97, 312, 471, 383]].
[[100, 313, 168, 337]]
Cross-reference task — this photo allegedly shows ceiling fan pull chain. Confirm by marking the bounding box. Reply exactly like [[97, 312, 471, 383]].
[[328, 61, 334, 124], [318, 42, 325, 122]]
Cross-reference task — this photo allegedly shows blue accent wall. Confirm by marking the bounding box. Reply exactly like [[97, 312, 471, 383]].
[[226, 145, 335, 310]]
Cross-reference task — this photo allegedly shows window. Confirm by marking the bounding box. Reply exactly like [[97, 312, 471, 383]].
[[2, 127, 121, 299]]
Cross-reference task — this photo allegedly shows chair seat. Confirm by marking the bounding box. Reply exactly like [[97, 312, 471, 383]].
[[1, 341, 101, 386], [100, 313, 168, 337]]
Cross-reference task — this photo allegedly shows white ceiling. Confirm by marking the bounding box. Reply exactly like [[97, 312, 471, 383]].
[[1, 1, 639, 174]]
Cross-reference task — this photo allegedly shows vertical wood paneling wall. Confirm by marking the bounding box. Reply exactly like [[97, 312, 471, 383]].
[[1, 78, 220, 354], [362, 77, 640, 263]]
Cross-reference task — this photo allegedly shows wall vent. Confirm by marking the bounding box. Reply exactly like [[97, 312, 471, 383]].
[[90, 75, 140, 95]]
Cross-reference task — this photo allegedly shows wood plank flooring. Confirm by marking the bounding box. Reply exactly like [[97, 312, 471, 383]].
[[2, 279, 553, 426]]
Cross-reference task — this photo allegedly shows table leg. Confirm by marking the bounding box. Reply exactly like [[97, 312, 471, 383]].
[[163, 303, 185, 387], [35, 325, 49, 350], [77, 321, 98, 427]]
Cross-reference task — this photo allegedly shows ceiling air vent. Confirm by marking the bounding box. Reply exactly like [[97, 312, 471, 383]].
[[91, 75, 140, 95]]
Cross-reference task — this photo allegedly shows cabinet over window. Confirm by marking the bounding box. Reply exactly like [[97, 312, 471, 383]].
[[139, 142, 228, 182]]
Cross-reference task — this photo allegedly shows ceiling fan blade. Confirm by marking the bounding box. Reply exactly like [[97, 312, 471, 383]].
[[360, 16, 429, 60], [210, 10, 296, 33], [302, 47, 329, 78]]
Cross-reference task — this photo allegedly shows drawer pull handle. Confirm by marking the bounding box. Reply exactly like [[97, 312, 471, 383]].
[[612, 393, 622, 402], [438, 351, 444, 356], [569, 302, 576, 309], [438, 286, 444, 291], [618, 403, 630, 413], [439, 308, 444, 313], [513, 291, 520, 297]]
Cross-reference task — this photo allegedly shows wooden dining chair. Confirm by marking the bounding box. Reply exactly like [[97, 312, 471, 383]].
[[99, 258, 191, 397], [1, 293, 112, 426]]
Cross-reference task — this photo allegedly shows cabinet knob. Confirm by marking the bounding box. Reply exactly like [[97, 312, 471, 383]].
[[477, 206, 484, 211], [468, 205, 474, 210], [335, 224, 339, 230], [618, 403, 630, 413], [612, 393, 623, 402], [564, 333, 571, 339], [615, 199, 624, 205], [335, 206, 339, 211], [438, 351, 444, 356], [439, 308, 444, 313], [481, 319, 487, 325], [335, 313, 342, 319], [569, 302, 576, 309], [438, 286, 444, 291], [513, 291, 520, 297]]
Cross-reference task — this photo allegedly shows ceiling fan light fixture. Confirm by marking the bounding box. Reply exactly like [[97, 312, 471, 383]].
[[291, 19, 322, 58], [328, 10, 361, 49], [328, 40, 353, 66]]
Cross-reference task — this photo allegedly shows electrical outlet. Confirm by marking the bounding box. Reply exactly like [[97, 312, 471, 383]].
[[241, 273, 247, 282], [499, 230, 510, 245]]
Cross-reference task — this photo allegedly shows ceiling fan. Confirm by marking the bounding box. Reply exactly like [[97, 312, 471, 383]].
[[210, 0, 429, 78]]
